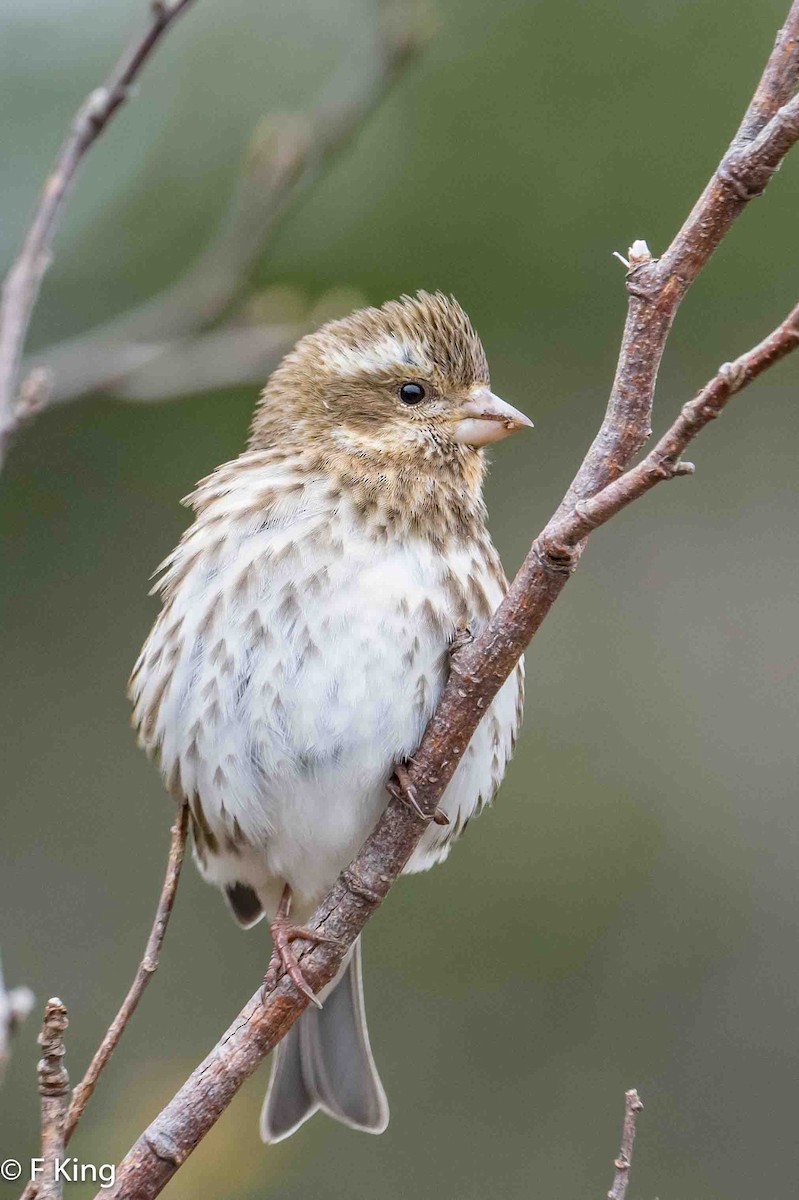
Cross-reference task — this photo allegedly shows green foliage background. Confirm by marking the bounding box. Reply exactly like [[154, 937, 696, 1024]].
[[2, 1, 798, 1196]]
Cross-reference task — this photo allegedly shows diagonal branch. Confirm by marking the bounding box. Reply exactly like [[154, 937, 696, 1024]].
[[92, 323, 307, 404], [556, 0, 799, 524], [29, 2, 427, 409], [17, 804, 189, 1200], [0, 0, 199, 459], [558, 294, 799, 543], [66, 801, 189, 1139], [94, 10, 799, 1195]]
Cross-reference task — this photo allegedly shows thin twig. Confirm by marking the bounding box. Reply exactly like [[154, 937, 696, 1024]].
[[36, 1000, 69, 1200], [556, 0, 799, 527], [66, 801, 189, 1136], [36, 314, 306, 409], [17, 1, 427, 411], [110, 323, 306, 402], [607, 1089, 644, 1200], [0, 0, 199, 461], [94, 10, 799, 1196], [0, 953, 35, 1086], [18, 804, 189, 1200], [558, 293, 799, 542]]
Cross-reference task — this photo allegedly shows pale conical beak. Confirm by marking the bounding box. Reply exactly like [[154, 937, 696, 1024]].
[[451, 388, 534, 447]]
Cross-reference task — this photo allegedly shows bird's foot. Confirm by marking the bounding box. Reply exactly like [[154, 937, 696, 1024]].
[[388, 761, 450, 827], [261, 886, 344, 1009], [450, 623, 474, 658]]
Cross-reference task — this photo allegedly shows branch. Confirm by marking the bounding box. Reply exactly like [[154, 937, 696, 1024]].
[[35, 1000, 69, 1200], [94, 10, 799, 1197], [67, 802, 188, 1136], [607, 1089, 644, 1200], [17, 805, 188, 1200], [554, 290, 799, 542], [59, 316, 304, 401], [557, 1, 799, 524], [0, 0, 199, 460], [0, 954, 35, 1086], [15, 1, 427, 411]]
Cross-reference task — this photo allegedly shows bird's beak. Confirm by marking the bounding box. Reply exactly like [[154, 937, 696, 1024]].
[[451, 388, 534, 447]]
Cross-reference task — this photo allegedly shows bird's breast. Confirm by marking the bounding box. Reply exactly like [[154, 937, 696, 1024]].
[[131, 484, 507, 869]]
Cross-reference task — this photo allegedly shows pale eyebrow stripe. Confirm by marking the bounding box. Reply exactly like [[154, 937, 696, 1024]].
[[322, 334, 432, 377]]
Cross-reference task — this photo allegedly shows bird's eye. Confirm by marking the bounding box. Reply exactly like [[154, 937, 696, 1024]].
[[399, 382, 426, 405]]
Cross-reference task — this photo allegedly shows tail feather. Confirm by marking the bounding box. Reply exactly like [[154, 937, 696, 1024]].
[[224, 882, 264, 928], [260, 1023, 317, 1142], [260, 939, 389, 1143]]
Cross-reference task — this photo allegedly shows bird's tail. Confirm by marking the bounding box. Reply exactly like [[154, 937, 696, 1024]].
[[260, 938, 389, 1143]]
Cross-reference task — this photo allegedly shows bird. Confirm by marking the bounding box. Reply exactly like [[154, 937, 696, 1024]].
[[128, 291, 531, 1143]]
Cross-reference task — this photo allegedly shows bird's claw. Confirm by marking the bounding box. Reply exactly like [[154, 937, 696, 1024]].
[[389, 762, 450, 826], [261, 887, 345, 1009], [450, 624, 474, 658], [262, 940, 320, 1008]]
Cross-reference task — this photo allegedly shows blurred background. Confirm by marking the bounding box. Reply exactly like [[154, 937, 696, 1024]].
[[2, 0, 798, 1196]]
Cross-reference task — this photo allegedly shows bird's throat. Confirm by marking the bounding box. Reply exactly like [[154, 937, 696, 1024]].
[[308, 443, 487, 551]]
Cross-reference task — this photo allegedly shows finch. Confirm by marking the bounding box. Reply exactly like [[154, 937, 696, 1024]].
[[129, 291, 530, 1142]]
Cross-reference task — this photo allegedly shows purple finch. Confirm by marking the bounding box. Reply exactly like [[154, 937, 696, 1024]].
[[129, 292, 530, 1142]]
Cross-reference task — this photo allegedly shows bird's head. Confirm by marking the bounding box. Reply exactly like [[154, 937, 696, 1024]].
[[249, 292, 532, 471]]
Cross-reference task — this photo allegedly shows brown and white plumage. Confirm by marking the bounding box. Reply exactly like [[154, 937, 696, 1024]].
[[129, 292, 529, 1142]]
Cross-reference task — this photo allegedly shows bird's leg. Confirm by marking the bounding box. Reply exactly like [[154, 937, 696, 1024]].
[[262, 884, 345, 1010], [388, 761, 450, 827]]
